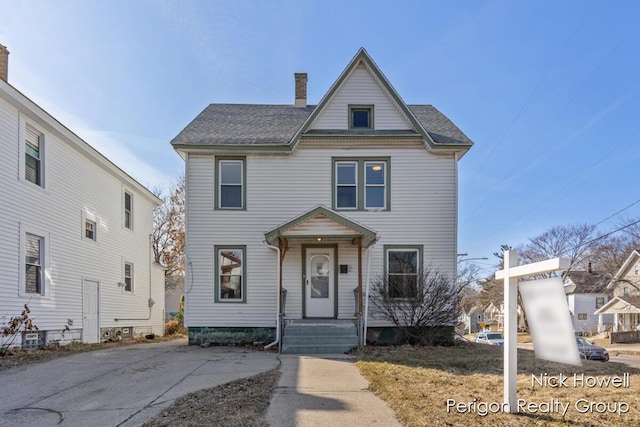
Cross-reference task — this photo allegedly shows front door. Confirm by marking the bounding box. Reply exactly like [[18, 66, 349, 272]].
[[83, 280, 99, 343], [305, 247, 335, 318]]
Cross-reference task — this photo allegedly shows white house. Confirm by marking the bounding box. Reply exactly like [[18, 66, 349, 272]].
[[0, 44, 165, 348], [171, 48, 473, 352], [562, 270, 611, 335]]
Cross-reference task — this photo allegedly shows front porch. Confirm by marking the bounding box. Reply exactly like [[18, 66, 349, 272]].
[[595, 295, 640, 342]]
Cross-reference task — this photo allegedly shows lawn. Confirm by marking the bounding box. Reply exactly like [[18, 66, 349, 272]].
[[356, 342, 640, 426]]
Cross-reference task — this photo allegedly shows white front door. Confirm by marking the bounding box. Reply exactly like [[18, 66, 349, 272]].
[[305, 247, 334, 318], [83, 280, 99, 343]]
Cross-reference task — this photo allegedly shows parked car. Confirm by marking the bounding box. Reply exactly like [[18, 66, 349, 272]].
[[475, 332, 504, 346], [576, 337, 609, 362]]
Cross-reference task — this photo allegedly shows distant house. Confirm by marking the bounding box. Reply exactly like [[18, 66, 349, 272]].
[[563, 270, 612, 334], [459, 304, 484, 334], [171, 48, 473, 352], [484, 302, 503, 330], [0, 44, 165, 348], [595, 250, 640, 333]]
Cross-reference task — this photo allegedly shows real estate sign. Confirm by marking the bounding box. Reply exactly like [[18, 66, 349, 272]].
[[519, 277, 581, 366]]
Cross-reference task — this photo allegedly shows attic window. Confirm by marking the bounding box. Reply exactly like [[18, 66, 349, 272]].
[[349, 105, 373, 129]]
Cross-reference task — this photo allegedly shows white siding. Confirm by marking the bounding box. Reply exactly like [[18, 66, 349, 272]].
[[0, 88, 164, 343], [310, 65, 413, 131], [184, 144, 457, 327]]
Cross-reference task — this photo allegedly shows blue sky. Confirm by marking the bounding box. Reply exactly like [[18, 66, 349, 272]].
[[2, 1, 640, 276]]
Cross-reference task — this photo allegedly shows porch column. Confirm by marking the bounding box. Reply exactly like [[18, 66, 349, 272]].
[[598, 313, 603, 333], [358, 236, 363, 316], [614, 313, 619, 332]]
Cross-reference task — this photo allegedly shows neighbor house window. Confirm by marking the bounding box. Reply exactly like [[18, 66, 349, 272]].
[[124, 191, 133, 229], [217, 158, 245, 209], [25, 125, 43, 186], [215, 246, 246, 302], [349, 105, 373, 129], [25, 233, 43, 294], [385, 246, 422, 299], [635, 263, 640, 275], [596, 297, 605, 309], [624, 287, 629, 296], [333, 158, 389, 211], [124, 262, 133, 292], [577, 313, 587, 320], [85, 219, 96, 241]]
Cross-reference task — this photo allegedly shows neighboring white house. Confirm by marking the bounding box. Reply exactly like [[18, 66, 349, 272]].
[[563, 270, 611, 335], [0, 44, 165, 348], [459, 304, 485, 334], [595, 250, 640, 333], [171, 48, 473, 352]]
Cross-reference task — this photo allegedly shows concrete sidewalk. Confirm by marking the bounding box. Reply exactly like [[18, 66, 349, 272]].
[[0, 339, 278, 427], [266, 354, 401, 426]]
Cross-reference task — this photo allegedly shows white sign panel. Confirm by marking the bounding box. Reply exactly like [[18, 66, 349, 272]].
[[519, 277, 581, 366]]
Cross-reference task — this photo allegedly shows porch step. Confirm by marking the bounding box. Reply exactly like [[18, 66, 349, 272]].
[[281, 320, 358, 354]]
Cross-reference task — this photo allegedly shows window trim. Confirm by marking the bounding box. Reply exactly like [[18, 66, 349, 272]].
[[383, 245, 423, 300], [124, 190, 133, 230], [215, 157, 246, 210], [332, 157, 390, 211], [214, 245, 247, 303], [19, 223, 50, 297], [349, 104, 374, 130], [123, 261, 134, 293]]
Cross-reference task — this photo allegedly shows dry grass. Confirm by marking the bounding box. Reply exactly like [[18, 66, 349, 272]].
[[356, 343, 640, 426], [142, 368, 280, 427], [0, 334, 185, 372]]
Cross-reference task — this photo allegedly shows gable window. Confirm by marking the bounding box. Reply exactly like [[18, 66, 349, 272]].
[[635, 263, 640, 275], [349, 105, 373, 129], [25, 125, 43, 186], [623, 287, 629, 296], [595, 297, 605, 309], [124, 191, 133, 229], [385, 246, 423, 299], [124, 262, 133, 292], [215, 246, 246, 302], [85, 219, 96, 241], [25, 233, 43, 294], [333, 158, 389, 211], [217, 158, 245, 210]]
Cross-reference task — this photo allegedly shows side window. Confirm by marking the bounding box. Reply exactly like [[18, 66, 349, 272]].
[[124, 262, 133, 292], [595, 297, 605, 309], [25, 233, 44, 294], [385, 246, 422, 299], [215, 246, 246, 302], [124, 191, 133, 229], [25, 125, 43, 187], [85, 219, 97, 241], [217, 158, 245, 210]]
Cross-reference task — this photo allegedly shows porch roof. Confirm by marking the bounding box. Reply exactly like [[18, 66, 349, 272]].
[[264, 205, 378, 247], [595, 296, 640, 315]]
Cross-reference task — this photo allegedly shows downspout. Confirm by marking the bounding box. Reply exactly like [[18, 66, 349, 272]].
[[115, 234, 155, 322], [363, 239, 378, 346], [263, 240, 281, 349]]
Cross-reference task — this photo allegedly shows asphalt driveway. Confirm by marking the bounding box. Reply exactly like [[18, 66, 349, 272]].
[[0, 339, 279, 427]]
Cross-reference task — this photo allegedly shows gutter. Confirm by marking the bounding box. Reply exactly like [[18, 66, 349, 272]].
[[263, 240, 281, 349]]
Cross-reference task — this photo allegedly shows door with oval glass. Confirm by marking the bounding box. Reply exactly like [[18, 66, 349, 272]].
[[305, 247, 334, 318]]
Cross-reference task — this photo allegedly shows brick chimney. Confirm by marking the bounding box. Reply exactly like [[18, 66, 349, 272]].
[[294, 73, 307, 108], [0, 44, 8, 82]]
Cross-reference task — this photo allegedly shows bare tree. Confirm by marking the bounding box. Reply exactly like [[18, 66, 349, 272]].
[[152, 176, 185, 291], [369, 265, 458, 345]]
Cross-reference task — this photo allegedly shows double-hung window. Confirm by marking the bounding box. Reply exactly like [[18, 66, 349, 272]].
[[124, 262, 133, 292], [25, 125, 43, 186], [333, 158, 389, 210], [25, 233, 43, 294], [217, 158, 245, 209], [385, 246, 422, 299], [215, 246, 246, 302], [85, 219, 96, 240]]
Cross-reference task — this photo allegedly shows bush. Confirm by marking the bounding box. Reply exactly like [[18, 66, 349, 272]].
[[1, 305, 39, 356], [165, 319, 185, 336]]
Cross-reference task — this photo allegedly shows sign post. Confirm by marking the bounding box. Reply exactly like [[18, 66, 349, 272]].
[[494, 251, 570, 413]]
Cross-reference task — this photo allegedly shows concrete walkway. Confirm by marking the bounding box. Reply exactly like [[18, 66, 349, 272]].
[[0, 339, 278, 427], [267, 354, 401, 426]]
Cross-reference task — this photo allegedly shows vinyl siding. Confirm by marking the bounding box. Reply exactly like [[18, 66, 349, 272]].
[[0, 91, 164, 342], [310, 65, 413, 131], [184, 143, 457, 327]]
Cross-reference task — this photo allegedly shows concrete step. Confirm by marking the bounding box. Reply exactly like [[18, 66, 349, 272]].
[[281, 343, 357, 354], [281, 319, 358, 354], [283, 325, 357, 337], [283, 334, 358, 346]]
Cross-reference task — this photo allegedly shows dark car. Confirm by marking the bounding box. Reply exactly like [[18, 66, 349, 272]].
[[576, 337, 609, 362]]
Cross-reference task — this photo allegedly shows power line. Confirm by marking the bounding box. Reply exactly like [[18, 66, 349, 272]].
[[560, 218, 640, 257], [594, 198, 640, 227]]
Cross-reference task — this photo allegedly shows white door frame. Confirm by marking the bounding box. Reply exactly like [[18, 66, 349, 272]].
[[82, 279, 100, 344], [304, 246, 336, 318]]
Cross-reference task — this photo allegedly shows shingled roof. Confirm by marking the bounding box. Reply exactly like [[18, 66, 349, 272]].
[[170, 103, 473, 147], [564, 271, 611, 294]]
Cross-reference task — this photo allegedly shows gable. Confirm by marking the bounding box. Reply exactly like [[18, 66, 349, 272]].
[[310, 62, 413, 131]]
